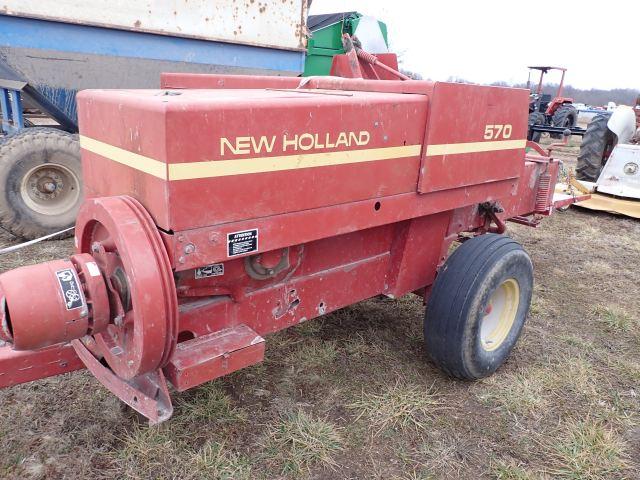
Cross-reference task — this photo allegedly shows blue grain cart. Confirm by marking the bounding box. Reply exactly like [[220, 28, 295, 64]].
[[0, 1, 308, 239]]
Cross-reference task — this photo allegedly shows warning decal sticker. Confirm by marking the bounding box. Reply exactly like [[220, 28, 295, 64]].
[[195, 263, 224, 279], [55, 268, 84, 310], [227, 229, 258, 257]]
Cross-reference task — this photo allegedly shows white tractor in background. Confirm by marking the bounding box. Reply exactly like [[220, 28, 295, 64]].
[[573, 99, 640, 218]]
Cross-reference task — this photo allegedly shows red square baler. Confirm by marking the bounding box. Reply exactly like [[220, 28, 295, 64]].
[[0, 50, 579, 423]]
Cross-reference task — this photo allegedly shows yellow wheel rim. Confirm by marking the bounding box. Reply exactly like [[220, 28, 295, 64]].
[[480, 279, 520, 351]]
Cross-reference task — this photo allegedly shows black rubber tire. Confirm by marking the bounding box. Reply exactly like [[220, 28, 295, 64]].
[[527, 112, 545, 143], [550, 104, 578, 139], [576, 113, 616, 182], [0, 127, 82, 240], [424, 234, 533, 380]]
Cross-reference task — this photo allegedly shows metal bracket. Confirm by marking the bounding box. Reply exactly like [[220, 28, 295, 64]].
[[73, 339, 173, 424], [0, 88, 24, 135], [479, 202, 506, 234]]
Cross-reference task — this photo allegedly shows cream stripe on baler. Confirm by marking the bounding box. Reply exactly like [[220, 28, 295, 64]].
[[79, 136, 168, 179], [425, 139, 527, 156], [79, 136, 527, 181], [167, 145, 422, 180]]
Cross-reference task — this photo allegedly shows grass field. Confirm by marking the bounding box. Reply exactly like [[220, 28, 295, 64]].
[[0, 138, 638, 479]]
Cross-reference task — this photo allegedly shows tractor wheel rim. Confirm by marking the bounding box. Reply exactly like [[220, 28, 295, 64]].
[[480, 279, 520, 351], [20, 163, 80, 216]]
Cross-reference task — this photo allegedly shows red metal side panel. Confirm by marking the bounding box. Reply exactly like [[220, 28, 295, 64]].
[[173, 226, 395, 299], [418, 82, 530, 193], [176, 252, 390, 338], [77, 90, 171, 229], [78, 87, 429, 233], [385, 211, 452, 297], [164, 89, 428, 230], [164, 180, 516, 271]]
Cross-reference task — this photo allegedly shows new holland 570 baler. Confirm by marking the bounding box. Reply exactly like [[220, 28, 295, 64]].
[[0, 46, 579, 423]]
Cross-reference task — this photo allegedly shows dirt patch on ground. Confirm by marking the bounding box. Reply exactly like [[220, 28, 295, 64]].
[[0, 140, 637, 479]]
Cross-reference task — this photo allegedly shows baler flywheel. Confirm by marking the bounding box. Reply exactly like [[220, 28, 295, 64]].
[[0, 195, 178, 422], [74, 196, 178, 380]]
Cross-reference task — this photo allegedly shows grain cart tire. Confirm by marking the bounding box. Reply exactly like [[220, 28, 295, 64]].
[[0, 128, 82, 239], [550, 104, 578, 138], [576, 113, 616, 182], [527, 112, 545, 143], [424, 234, 533, 380]]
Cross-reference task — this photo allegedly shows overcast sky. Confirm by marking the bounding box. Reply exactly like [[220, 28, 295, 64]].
[[309, 1, 636, 90]]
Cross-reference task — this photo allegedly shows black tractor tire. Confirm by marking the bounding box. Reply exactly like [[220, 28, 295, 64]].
[[576, 113, 616, 182], [527, 112, 545, 143], [424, 234, 533, 380], [0, 128, 82, 240], [550, 104, 578, 138]]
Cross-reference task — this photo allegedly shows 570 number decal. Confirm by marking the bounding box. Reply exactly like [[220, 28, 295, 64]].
[[484, 124, 513, 140]]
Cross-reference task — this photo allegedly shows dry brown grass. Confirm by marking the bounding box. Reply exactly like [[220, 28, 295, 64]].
[[593, 305, 637, 333], [475, 367, 549, 419], [192, 442, 253, 480], [348, 381, 443, 434], [490, 460, 541, 480], [547, 419, 630, 479], [262, 409, 343, 476]]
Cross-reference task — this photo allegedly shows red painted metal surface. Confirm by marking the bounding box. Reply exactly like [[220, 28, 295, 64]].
[[0, 50, 576, 423], [164, 324, 265, 391], [418, 82, 529, 193], [79, 86, 429, 232], [74, 196, 178, 380], [0, 343, 84, 387], [329, 36, 406, 81], [73, 339, 172, 424], [0, 254, 108, 350]]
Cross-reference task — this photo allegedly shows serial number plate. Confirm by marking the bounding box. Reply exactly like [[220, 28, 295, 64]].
[[195, 263, 224, 279]]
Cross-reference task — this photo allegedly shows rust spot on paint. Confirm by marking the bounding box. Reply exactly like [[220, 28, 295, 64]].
[[134, 20, 141, 28]]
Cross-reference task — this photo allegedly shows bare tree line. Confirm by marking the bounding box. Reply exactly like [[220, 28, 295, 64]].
[[497, 82, 638, 107], [440, 76, 637, 107]]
